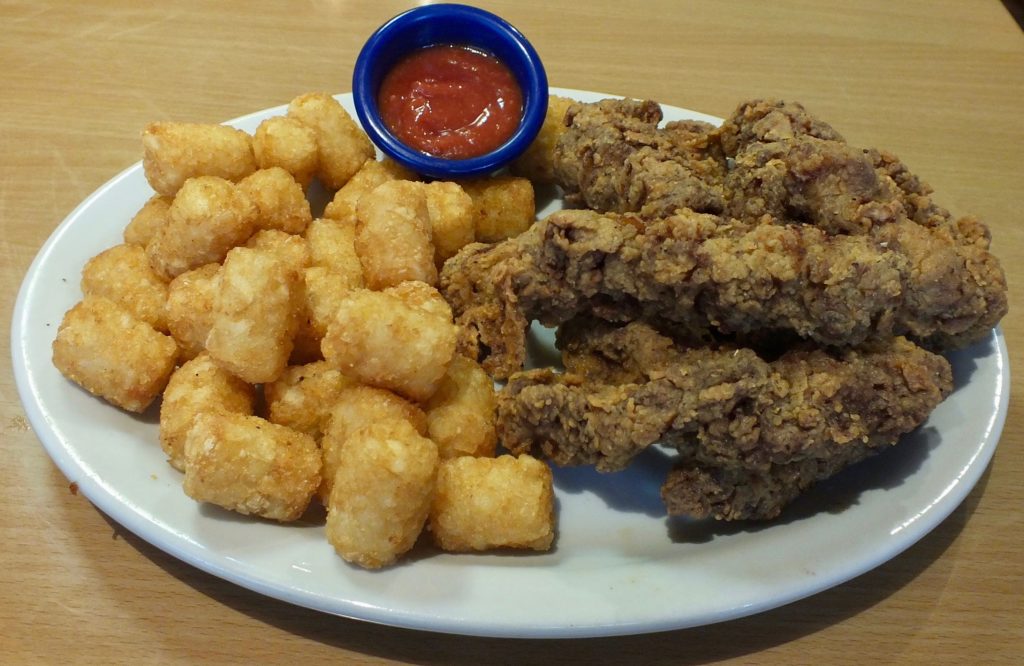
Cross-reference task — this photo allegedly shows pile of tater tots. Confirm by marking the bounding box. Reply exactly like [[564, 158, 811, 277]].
[[51, 92, 555, 569]]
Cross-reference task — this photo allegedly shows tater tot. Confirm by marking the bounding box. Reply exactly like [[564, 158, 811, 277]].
[[355, 180, 437, 289], [318, 385, 428, 503], [142, 122, 257, 197], [206, 246, 301, 384], [124, 195, 171, 247], [81, 243, 169, 332], [302, 266, 357, 339], [510, 95, 575, 184], [304, 218, 364, 286], [244, 229, 310, 274], [146, 176, 258, 280], [321, 288, 456, 402], [159, 352, 255, 472], [325, 420, 438, 569], [183, 412, 320, 522], [237, 167, 312, 234], [287, 92, 374, 190], [253, 115, 319, 188], [323, 158, 417, 224], [429, 455, 555, 552], [52, 296, 178, 413], [459, 175, 536, 243], [166, 263, 220, 361], [424, 355, 497, 459], [424, 181, 475, 265], [382, 280, 452, 321], [264, 360, 357, 441]]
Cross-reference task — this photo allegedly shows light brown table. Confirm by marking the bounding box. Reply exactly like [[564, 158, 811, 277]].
[[2, 1, 1021, 663]]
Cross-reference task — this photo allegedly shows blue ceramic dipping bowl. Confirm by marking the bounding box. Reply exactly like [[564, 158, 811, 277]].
[[352, 4, 548, 179]]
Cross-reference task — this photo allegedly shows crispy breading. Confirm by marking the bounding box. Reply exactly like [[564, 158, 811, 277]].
[[552, 98, 726, 218], [440, 208, 1007, 379], [498, 323, 952, 519]]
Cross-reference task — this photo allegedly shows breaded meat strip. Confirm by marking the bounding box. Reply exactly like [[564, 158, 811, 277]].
[[556, 98, 982, 240], [552, 98, 726, 218], [440, 209, 1006, 379], [497, 323, 953, 520]]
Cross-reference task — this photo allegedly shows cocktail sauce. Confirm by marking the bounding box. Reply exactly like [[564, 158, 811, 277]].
[[377, 44, 524, 160]]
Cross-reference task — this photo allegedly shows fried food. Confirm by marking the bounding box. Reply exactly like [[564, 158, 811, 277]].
[[237, 167, 313, 234], [321, 287, 456, 402], [384, 279, 453, 321], [424, 180, 475, 265], [159, 352, 255, 471], [325, 419, 438, 569], [714, 98, 844, 156], [354, 180, 437, 288], [243, 228, 310, 272], [322, 158, 416, 223], [498, 321, 952, 520], [287, 92, 374, 190], [318, 385, 428, 504], [304, 218, 365, 284], [429, 455, 554, 552], [552, 98, 726, 218], [165, 263, 220, 361], [52, 296, 178, 413], [458, 175, 536, 243], [252, 115, 319, 188], [441, 208, 1007, 379], [81, 243, 169, 332], [142, 121, 257, 197], [554, 97, 976, 240], [145, 175, 258, 280], [123, 195, 171, 247], [264, 360, 357, 441], [205, 246, 302, 384], [510, 94, 575, 184], [183, 412, 320, 522], [424, 354, 498, 459]]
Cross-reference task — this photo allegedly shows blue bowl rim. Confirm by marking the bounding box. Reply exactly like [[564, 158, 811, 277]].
[[352, 3, 549, 179]]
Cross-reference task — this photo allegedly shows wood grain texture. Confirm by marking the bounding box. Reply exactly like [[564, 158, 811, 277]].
[[1, 1, 1021, 663]]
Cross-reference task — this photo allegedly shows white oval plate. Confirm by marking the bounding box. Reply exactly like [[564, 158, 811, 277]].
[[11, 89, 1009, 638]]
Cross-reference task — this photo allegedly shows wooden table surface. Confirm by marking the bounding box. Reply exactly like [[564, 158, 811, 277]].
[[2, 1, 1021, 663]]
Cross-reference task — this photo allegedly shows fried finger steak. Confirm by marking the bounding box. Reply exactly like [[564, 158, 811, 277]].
[[440, 208, 1006, 379], [552, 98, 727, 218], [554, 97, 962, 237], [497, 321, 953, 520]]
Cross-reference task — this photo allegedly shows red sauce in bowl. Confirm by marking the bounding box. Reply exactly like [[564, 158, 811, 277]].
[[377, 44, 524, 160]]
